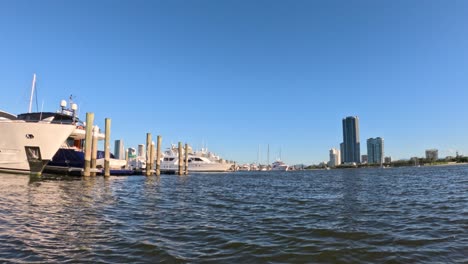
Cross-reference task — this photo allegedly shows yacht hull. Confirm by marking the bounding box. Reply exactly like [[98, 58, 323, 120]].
[[271, 166, 289, 171], [0, 121, 75, 175], [161, 162, 232, 173]]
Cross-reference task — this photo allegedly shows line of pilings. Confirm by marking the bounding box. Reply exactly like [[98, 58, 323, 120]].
[[83, 112, 193, 177]]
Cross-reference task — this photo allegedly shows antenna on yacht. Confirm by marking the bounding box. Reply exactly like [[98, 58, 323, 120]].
[[28, 73, 37, 113], [68, 95, 78, 123], [257, 144, 260, 164]]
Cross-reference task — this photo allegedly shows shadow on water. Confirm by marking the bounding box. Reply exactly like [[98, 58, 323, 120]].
[[28, 173, 83, 184]]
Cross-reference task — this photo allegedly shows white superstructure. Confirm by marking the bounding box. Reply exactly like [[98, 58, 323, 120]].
[[238, 164, 250, 171], [271, 160, 289, 171]]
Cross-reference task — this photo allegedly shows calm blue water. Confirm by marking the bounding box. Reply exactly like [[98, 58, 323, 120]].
[[0, 165, 467, 263]]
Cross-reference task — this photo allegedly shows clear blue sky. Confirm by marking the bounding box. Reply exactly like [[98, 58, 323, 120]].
[[1, 0, 467, 165]]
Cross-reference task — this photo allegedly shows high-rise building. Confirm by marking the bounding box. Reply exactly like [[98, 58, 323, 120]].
[[425, 149, 438, 161], [137, 144, 145, 158], [367, 137, 384, 164], [329, 148, 341, 167], [342, 116, 360, 164], [114, 139, 125, 160]]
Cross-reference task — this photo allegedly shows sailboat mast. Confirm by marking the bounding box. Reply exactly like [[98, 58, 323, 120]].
[[267, 144, 270, 166], [257, 144, 260, 164], [28, 73, 37, 113], [259, 145, 261, 165]]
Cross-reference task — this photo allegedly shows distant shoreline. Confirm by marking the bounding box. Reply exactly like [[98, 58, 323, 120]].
[[424, 162, 468, 167], [306, 162, 468, 170]]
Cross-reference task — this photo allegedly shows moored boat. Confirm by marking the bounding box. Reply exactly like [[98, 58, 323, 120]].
[[0, 110, 76, 175], [238, 164, 251, 171], [271, 160, 289, 171], [161, 145, 233, 173]]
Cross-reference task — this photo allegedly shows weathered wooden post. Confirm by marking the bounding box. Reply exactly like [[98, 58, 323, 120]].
[[146, 133, 152, 176], [84, 113, 94, 177], [91, 125, 99, 176], [104, 118, 111, 177], [184, 143, 189, 175], [156, 135, 162, 176], [151, 141, 156, 174], [178, 141, 183, 175], [125, 149, 129, 169]]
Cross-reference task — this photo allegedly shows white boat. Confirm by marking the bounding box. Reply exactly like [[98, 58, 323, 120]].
[[160, 145, 233, 173], [250, 163, 259, 171], [271, 160, 289, 171], [238, 164, 250, 171], [0, 110, 76, 175]]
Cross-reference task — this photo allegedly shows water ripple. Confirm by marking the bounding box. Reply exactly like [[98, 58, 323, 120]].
[[0, 165, 467, 263]]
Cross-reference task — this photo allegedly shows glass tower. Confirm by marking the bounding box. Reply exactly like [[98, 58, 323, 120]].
[[367, 137, 384, 164], [342, 116, 360, 164]]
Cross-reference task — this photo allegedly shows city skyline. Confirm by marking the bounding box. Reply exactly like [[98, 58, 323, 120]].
[[1, 1, 468, 165]]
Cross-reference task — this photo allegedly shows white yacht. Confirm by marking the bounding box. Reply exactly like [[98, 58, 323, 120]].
[[271, 160, 289, 171], [258, 164, 268, 171], [161, 145, 233, 173], [250, 163, 259, 171], [0, 110, 76, 175], [238, 164, 251, 171]]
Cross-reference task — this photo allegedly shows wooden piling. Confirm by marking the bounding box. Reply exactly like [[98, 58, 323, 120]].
[[156, 135, 162, 176], [104, 118, 111, 177], [184, 143, 189, 175], [151, 142, 156, 173], [178, 142, 183, 175], [91, 125, 99, 176], [148, 142, 154, 175], [146, 133, 152, 176], [125, 149, 129, 169], [84, 113, 94, 177]]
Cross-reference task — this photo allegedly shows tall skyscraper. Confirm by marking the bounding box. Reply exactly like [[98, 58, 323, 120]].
[[114, 139, 125, 160], [137, 144, 145, 157], [367, 137, 384, 164], [329, 148, 341, 167], [342, 116, 360, 164]]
